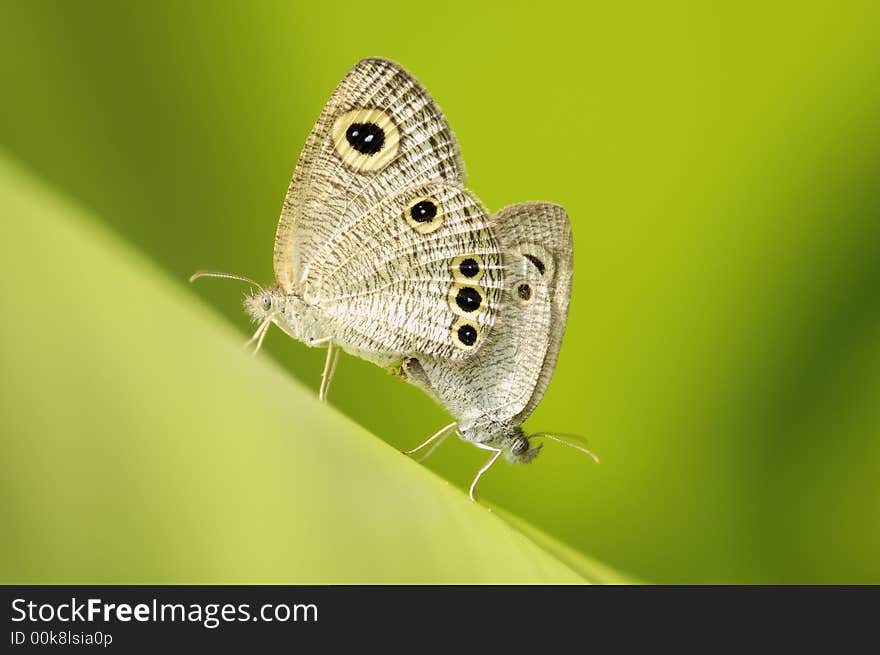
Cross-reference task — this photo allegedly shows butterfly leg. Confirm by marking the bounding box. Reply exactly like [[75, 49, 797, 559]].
[[417, 428, 454, 463], [469, 442, 503, 503], [318, 342, 337, 403], [242, 317, 271, 354], [324, 347, 340, 401], [402, 422, 456, 456]]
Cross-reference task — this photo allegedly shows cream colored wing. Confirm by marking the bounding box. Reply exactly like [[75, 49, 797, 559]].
[[274, 58, 464, 294], [403, 202, 573, 434], [311, 182, 504, 364]]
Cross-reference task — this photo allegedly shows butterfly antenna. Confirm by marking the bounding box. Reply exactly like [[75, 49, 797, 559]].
[[530, 432, 600, 464], [189, 270, 265, 293]]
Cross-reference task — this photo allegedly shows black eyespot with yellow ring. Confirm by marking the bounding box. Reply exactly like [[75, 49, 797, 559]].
[[331, 108, 400, 172], [345, 122, 384, 154], [449, 254, 485, 282], [455, 286, 482, 313], [405, 196, 444, 234], [448, 282, 485, 317], [451, 317, 480, 350]]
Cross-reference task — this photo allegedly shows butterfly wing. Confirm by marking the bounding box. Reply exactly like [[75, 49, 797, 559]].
[[404, 202, 573, 433], [495, 202, 573, 425], [274, 57, 464, 294], [274, 57, 504, 364], [311, 182, 504, 366]]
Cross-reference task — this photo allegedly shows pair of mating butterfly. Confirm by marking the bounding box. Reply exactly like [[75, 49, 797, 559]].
[[192, 58, 597, 502]]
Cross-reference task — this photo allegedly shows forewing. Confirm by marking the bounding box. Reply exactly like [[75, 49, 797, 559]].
[[274, 58, 465, 293]]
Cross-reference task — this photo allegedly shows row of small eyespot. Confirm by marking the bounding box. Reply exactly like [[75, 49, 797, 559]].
[[449, 254, 488, 350]]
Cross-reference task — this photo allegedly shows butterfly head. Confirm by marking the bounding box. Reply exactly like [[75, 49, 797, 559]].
[[501, 428, 544, 464], [190, 271, 301, 353], [242, 284, 314, 352], [459, 420, 543, 463], [243, 285, 285, 325], [481, 427, 600, 466]]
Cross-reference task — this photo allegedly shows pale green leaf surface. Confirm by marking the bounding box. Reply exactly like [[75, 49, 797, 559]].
[[0, 152, 628, 584], [493, 509, 637, 585]]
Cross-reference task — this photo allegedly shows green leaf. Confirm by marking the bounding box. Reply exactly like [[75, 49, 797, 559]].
[[0, 153, 628, 584]]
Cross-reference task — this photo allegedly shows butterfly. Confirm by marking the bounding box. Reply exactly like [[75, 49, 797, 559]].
[[398, 202, 598, 500], [192, 58, 596, 499], [194, 57, 502, 400]]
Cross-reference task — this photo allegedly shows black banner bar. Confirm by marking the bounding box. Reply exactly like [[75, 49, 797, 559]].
[[2, 586, 876, 650]]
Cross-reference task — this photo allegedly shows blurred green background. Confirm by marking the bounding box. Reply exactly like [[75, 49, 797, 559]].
[[2, 1, 880, 583]]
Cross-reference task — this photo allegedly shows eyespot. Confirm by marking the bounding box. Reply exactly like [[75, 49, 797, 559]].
[[517, 283, 532, 301], [331, 108, 400, 172], [450, 254, 485, 282], [456, 287, 482, 313], [448, 283, 485, 317], [405, 196, 444, 234], [451, 317, 480, 350], [345, 122, 384, 154], [410, 200, 437, 222]]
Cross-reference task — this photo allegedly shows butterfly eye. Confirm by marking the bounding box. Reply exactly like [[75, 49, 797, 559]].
[[331, 108, 400, 172], [405, 196, 444, 234], [450, 254, 485, 282], [512, 436, 530, 455], [262, 296, 272, 312], [517, 283, 532, 301], [451, 317, 480, 350]]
